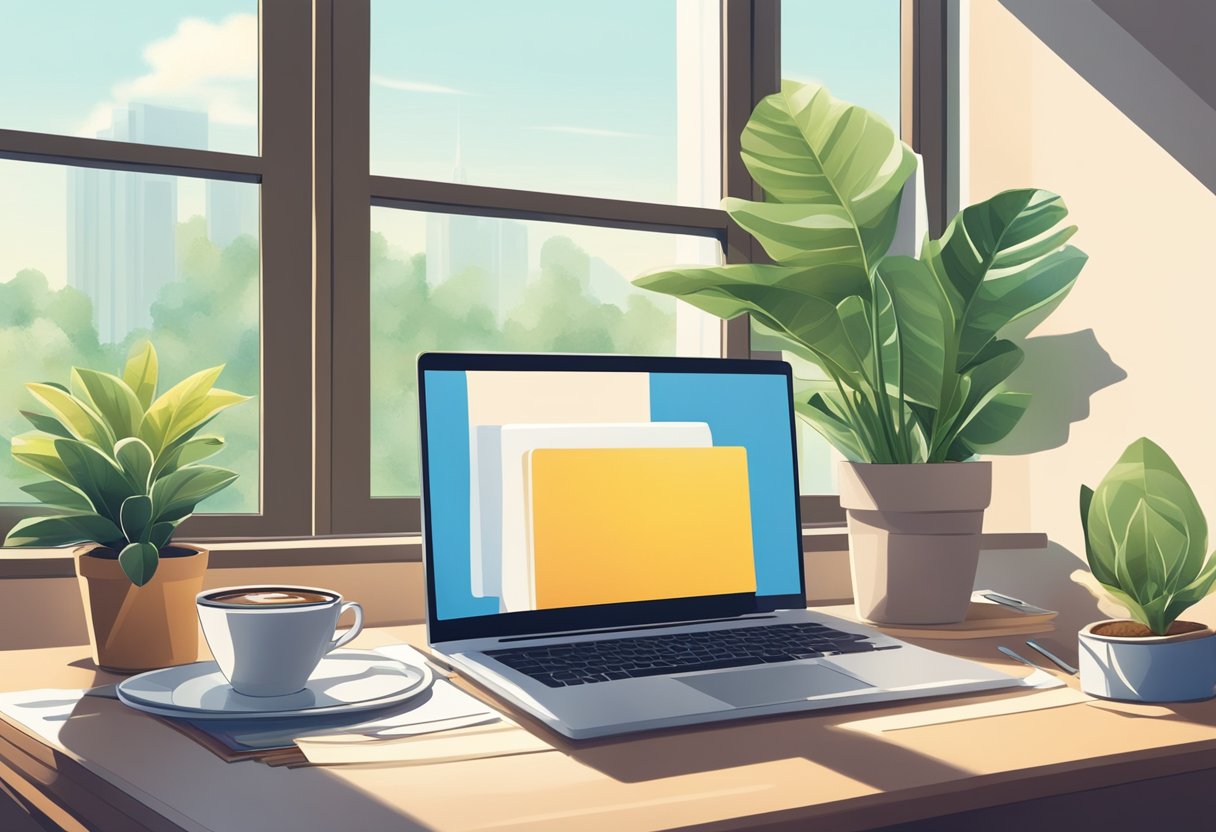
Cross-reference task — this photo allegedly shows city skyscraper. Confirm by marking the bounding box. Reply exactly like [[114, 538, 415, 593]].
[[68, 103, 206, 342], [424, 122, 528, 322]]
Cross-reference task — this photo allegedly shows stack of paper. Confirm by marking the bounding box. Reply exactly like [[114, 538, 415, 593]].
[[0, 643, 555, 769], [473, 422, 714, 610]]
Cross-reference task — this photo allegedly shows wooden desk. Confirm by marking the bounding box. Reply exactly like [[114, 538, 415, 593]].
[[2, 617, 1216, 832]]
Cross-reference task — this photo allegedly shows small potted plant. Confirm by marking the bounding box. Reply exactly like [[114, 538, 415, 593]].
[[1077, 437, 1216, 702], [3, 342, 249, 672], [635, 80, 1088, 624]]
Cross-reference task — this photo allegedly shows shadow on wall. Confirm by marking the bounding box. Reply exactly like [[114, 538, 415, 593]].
[[997, 0, 1216, 194], [992, 329, 1126, 455], [975, 540, 1123, 660]]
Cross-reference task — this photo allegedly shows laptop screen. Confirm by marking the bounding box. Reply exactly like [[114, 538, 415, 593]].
[[418, 353, 805, 641]]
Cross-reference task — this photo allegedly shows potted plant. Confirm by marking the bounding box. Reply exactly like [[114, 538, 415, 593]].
[[635, 81, 1088, 624], [1077, 438, 1216, 702], [3, 342, 249, 672]]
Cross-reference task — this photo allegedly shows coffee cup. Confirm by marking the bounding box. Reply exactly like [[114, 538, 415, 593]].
[[196, 586, 364, 697]]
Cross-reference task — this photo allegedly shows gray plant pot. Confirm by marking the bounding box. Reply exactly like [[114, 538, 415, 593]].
[[1078, 621, 1216, 702], [839, 461, 992, 625]]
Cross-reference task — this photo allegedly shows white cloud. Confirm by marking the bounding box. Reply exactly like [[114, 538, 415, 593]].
[[371, 74, 469, 95], [79, 13, 258, 137], [528, 125, 653, 139]]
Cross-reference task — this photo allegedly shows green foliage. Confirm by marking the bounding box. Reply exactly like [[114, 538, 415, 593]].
[[4, 342, 249, 586], [1080, 438, 1216, 635], [636, 80, 1087, 463], [0, 224, 260, 512]]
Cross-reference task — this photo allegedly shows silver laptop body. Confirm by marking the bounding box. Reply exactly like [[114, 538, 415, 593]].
[[419, 353, 1018, 740]]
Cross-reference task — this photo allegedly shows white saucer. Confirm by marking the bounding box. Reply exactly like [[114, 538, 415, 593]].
[[116, 649, 431, 720]]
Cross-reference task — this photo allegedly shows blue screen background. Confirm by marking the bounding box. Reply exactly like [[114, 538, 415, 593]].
[[423, 370, 803, 620]]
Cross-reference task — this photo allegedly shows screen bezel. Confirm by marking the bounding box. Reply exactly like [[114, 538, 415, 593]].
[[417, 352, 807, 644]]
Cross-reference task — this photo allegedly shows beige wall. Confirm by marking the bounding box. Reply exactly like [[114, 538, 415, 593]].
[[970, 0, 1216, 594]]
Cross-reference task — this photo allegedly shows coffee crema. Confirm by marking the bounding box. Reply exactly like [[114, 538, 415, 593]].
[[203, 589, 334, 607]]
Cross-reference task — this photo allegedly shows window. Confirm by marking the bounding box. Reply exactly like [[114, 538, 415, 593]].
[[1, 1, 946, 544], [0, 0, 312, 539]]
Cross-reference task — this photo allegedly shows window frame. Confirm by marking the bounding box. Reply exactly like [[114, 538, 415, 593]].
[[0, 0, 314, 540], [0, 0, 951, 542]]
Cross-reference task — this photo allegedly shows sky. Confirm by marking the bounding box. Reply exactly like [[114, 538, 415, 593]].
[[0, 0, 900, 291]]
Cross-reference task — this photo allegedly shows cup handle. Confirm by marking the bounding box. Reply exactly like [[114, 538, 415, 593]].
[[327, 601, 364, 653]]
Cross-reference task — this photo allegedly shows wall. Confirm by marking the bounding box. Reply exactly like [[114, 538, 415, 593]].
[[970, 0, 1216, 615]]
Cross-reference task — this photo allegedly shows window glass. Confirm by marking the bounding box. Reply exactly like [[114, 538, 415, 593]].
[[369, 207, 720, 497], [0, 3, 258, 155], [0, 160, 261, 512], [781, 0, 901, 128], [369, 0, 720, 207]]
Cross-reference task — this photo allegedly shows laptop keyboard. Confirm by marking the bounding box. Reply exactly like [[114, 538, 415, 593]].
[[484, 622, 899, 687]]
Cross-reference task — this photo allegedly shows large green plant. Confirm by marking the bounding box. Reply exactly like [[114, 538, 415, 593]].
[[636, 81, 1088, 463], [1081, 438, 1216, 635], [3, 343, 249, 586]]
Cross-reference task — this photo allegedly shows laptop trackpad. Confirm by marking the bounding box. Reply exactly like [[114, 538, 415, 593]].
[[677, 663, 872, 707]]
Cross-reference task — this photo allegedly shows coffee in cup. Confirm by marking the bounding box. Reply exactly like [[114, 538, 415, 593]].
[[197, 585, 364, 697]]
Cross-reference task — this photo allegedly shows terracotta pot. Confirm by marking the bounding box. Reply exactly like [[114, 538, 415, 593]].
[[1078, 620, 1216, 702], [839, 461, 991, 625], [74, 543, 208, 673]]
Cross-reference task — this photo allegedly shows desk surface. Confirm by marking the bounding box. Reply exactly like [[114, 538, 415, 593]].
[[2, 611, 1216, 832]]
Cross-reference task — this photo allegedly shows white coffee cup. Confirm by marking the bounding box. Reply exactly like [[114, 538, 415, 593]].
[[196, 585, 364, 697]]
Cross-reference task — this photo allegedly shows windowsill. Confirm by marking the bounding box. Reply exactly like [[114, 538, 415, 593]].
[[0, 529, 1048, 579]]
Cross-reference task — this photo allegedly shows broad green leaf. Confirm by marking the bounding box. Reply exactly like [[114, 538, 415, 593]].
[[123, 341, 159, 410], [1079, 485, 1111, 584], [1083, 438, 1212, 633], [152, 435, 225, 479], [722, 200, 867, 269], [951, 391, 1030, 455], [934, 340, 1024, 460], [635, 262, 872, 388], [150, 521, 177, 550], [118, 541, 159, 586], [55, 438, 130, 523], [168, 389, 250, 447], [70, 368, 143, 440], [874, 256, 952, 408], [4, 513, 123, 548], [151, 465, 239, 524], [120, 495, 154, 543], [25, 383, 115, 450], [114, 437, 155, 493], [1164, 555, 1216, 627], [19, 480, 94, 513], [10, 431, 72, 483], [737, 80, 916, 269], [835, 295, 874, 382], [921, 189, 1085, 366], [960, 246, 1088, 362], [20, 410, 72, 438], [139, 365, 224, 454]]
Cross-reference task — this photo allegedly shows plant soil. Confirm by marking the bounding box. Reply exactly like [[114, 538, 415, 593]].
[[1092, 620, 1209, 638]]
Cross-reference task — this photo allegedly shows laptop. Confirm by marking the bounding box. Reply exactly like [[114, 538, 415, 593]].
[[418, 352, 1020, 739]]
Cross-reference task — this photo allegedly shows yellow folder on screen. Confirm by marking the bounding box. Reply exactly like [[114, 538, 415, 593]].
[[526, 447, 756, 609]]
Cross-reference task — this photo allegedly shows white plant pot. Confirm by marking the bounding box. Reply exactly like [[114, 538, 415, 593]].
[[1078, 620, 1216, 702]]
